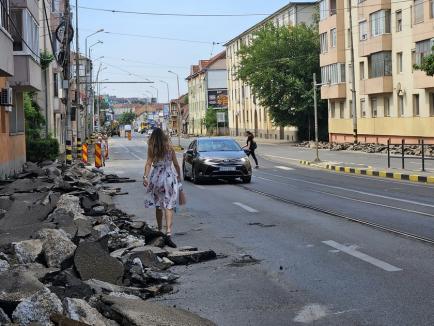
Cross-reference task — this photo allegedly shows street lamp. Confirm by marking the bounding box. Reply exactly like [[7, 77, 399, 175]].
[[85, 29, 104, 61], [150, 86, 159, 103], [159, 80, 170, 132], [168, 70, 181, 147], [88, 40, 103, 58]]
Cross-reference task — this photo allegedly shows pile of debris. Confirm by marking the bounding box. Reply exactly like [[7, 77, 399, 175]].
[[0, 161, 216, 326], [296, 141, 434, 156]]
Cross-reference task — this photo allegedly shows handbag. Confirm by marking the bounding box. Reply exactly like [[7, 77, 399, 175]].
[[178, 183, 187, 206]]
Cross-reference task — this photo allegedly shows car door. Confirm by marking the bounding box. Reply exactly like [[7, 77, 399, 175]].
[[184, 140, 197, 176]]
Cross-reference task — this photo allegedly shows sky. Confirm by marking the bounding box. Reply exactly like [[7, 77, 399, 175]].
[[76, 0, 297, 102]]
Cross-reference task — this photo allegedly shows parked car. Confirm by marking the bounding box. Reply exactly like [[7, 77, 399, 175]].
[[182, 137, 252, 184]]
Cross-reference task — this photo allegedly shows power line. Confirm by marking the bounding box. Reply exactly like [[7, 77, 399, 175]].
[[77, 5, 271, 17]]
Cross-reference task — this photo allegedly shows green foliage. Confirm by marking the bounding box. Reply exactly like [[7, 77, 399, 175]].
[[204, 108, 227, 135], [118, 111, 136, 125], [24, 93, 45, 140], [236, 23, 328, 141], [24, 92, 59, 162], [26, 138, 59, 162], [414, 46, 434, 76], [40, 51, 55, 70]]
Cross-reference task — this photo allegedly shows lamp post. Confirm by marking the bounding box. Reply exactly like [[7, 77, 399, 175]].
[[150, 86, 159, 103], [94, 64, 106, 132], [159, 80, 170, 132], [88, 40, 103, 59], [85, 29, 104, 63], [168, 70, 181, 147]]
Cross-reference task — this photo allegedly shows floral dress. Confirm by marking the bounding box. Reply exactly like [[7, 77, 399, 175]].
[[144, 151, 179, 210]]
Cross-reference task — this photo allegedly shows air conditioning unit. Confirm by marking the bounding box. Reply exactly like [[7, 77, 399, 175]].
[[0, 88, 13, 107]]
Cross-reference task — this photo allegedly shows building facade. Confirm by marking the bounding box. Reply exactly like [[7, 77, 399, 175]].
[[186, 51, 227, 136], [225, 2, 316, 141], [170, 94, 188, 134], [320, 0, 434, 144]]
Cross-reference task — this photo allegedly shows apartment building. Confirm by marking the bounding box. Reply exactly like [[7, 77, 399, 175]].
[[169, 94, 189, 134], [320, 0, 434, 144], [225, 2, 316, 141], [186, 51, 227, 136], [0, 0, 43, 178]]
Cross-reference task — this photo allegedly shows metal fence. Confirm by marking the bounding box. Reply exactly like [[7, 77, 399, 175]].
[[387, 140, 434, 172]]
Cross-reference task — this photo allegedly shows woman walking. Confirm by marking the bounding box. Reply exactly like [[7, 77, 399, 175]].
[[143, 128, 181, 248], [243, 131, 259, 168]]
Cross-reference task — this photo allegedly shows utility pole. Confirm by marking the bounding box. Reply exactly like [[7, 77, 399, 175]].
[[348, 3, 358, 143], [75, 0, 81, 149], [64, 0, 73, 164], [313, 73, 320, 162], [168, 71, 181, 147]]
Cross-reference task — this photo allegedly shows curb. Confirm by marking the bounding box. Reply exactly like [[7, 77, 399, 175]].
[[299, 160, 434, 184]]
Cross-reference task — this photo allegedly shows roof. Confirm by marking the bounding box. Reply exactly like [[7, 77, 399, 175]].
[[224, 1, 316, 46], [186, 51, 226, 81]]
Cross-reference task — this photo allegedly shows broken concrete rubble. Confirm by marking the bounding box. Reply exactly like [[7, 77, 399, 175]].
[[0, 161, 218, 325], [12, 287, 63, 326], [167, 249, 217, 265]]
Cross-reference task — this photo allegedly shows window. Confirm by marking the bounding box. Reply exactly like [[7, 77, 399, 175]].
[[430, 93, 434, 116], [360, 99, 366, 117], [371, 97, 377, 117], [359, 21, 368, 41], [348, 63, 353, 83], [398, 95, 404, 116], [330, 0, 336, 15], [330, 28, 337, 48], [360, 61, 365, 80], [396, 10, 402, 32], [370, 10, 391, 37], [10, 9, 39, 61], [369, 51, 392, 78], [339, 102, 344, 118], [431, 0, 434, 19], [320, 0, 329, 20], [384, 97, 390, 117], [414, 0, 424, 24], [320, 32, 328, 53], [397, 52, 403, 73], [330, 102, 336, 118], [415, 39, 433, 65], [9, 104, 25, 134], [0, 0, 9, 31], [413, 94, 420, 116], [53, 73, 59, 97], [321, 63, 346, 84]]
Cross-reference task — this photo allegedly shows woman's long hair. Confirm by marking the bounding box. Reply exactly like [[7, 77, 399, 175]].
[[148, 128, 170, 161]]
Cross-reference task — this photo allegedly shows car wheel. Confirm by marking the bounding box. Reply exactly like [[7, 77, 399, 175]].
[[183, 163, 190, 181], [192, 166, 201, 184], [242, 176, 252, 184]]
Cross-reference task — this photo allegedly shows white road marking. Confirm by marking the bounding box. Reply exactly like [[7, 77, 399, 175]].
[[257, 171, 434, 208], [315, 190, 434, 217], [233, 202, 258, 213], [322, 240, 402, 272], [129, 151, 143, 160], [275, 166, 294, 171], [263, 154, 300, 161], [194, 185, 207, 190]]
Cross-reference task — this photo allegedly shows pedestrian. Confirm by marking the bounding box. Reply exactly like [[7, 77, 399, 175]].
[[243, 131, 259, 168], [103, 134, 109, 160], [97, 136, 106, 167], [143, 128, 181, 248]]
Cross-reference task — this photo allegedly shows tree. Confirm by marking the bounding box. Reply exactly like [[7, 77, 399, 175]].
[[414, 46, 434, 76], [236, 23, 328, 140], [204, 108, 227, 135], [118, 111, 136, 125]]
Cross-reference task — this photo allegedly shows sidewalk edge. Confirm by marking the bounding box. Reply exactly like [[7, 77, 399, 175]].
[[299, 160, 434, 184]]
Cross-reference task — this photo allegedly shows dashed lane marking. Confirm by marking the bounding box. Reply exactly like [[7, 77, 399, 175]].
[[194, 185, 207, 190], [233, 202, 259, 213], [275, 166, 294, 171], [322, 240, 402, 272]]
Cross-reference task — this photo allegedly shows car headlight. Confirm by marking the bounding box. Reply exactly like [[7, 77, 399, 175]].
[[240, 157, 248, 163]]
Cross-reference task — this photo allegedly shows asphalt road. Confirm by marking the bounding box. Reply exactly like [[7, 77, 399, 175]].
[[104, 134, 434, 326]]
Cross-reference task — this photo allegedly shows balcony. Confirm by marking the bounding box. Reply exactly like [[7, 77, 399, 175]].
[[359, 34, 392, 57], [9, 55, 41, 91], [413, 70, 434, 89], [0, 28, 13, 76], [10, 0, 38, 21], [360, 76, 393, 95], [321, 83, 346, 99], [357, 0, 391, 20]]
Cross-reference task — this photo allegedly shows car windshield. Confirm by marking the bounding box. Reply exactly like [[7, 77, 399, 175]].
[[198, 139, 241, 152]]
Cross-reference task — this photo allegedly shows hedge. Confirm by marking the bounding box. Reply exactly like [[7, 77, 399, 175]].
[[26, 138, 59, 162]]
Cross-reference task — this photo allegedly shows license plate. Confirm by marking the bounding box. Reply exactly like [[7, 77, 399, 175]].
[[219, 166, 236, 172]]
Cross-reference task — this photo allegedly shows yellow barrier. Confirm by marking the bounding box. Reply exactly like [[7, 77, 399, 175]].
[[95, 143, 102, 168]]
